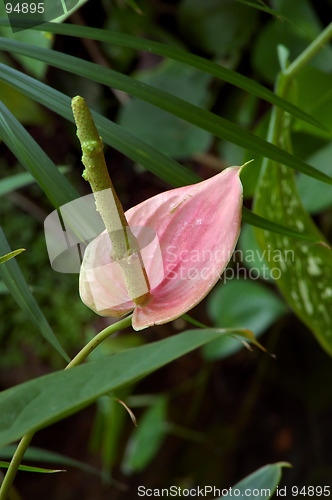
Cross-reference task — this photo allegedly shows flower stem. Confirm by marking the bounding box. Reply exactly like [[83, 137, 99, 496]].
[[0, 434, 33, 500], [65, 314, 133, 369], [284, 21, 332, 80], [0, 314, 133, 500]]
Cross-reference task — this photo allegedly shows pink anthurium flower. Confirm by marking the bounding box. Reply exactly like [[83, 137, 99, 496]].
[[79, 166, 243, 330]]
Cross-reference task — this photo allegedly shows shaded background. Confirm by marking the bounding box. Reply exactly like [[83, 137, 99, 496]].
[[1, 0, 332, 498]]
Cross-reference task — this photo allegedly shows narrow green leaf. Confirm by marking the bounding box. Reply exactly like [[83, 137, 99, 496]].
[[0, 328, 263, 447], [123, 0, 143, 14], [242, 206, 321, 243], [0, 19, 323, 131], [236, 0, 285, 18], [0, 100, 77, 209], [254, 113, 332, 356], [0, 445, 102, 478], [0, 248, 25, 264], [0, 168, 69, 198], [0, 63, 198, 189], [0, 39, 330, 184], [0, 172, 37, 197], [0, 461, 64, 473], [215, 462, 290, 500], [0, 227, 70, 362], [0, 65, 322, 242]]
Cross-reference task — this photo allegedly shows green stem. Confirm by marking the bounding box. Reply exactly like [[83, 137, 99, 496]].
[[268, 21, 332, 147], [0, 434, 33, 500], [0, 314, 133, 500], [284, 22, 332, 80], [65, 314, 133, 369]]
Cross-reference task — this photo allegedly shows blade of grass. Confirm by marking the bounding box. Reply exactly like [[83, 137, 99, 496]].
[[0, 446, 102, 479], [0, 19, 324, 131], [0, 38, 331, 185], [0, 461, 65, 473], [0, 227, 70, 362], [0, 65, 321, 243]]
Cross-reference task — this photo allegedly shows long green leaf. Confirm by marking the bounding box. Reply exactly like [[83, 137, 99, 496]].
[[0, 445, 102, 478], [0, 328, 260, 447], [0, 172, 36, 197], [0, 168, 69, 198], [0, 461, 64, 473], [0, 64, 198, 189], [0, 19, 324, 131], [0, 67, 321, 243], [0, 100, 77, 209], [242, 207, 321, 243], [0, 248, 25, 264], [0, 65, 320, 243], [0, 227, 70, 362], [0, 38, 331, 185]]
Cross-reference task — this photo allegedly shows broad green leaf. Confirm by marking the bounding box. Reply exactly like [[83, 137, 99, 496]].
[[0, 39, 330, 184], [0, 461, 64, 473], [215, 462, 290, 499], [0, 248, 25, 264], [204, 278, 287, 359], [0, 64, 319, 244], [0, 328, 262, 447], [0, 227, 70, 362], [118, 59, 212, 157], [297, 142, 332, 214], [0, 445, 102, 478], [254, 109, 332, 356], [122, 396, 167, 474], [0, 18, 325, 131]]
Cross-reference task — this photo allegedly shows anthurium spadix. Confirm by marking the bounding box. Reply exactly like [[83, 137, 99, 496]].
[[72, 97, 243, 331]]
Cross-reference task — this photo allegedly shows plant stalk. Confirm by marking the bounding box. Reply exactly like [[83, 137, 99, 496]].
[[284, 22, 332, 79], [0, 314, 133, 500]]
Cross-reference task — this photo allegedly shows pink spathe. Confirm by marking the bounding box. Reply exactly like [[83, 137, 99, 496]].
[[79, 166, 243, 330]]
